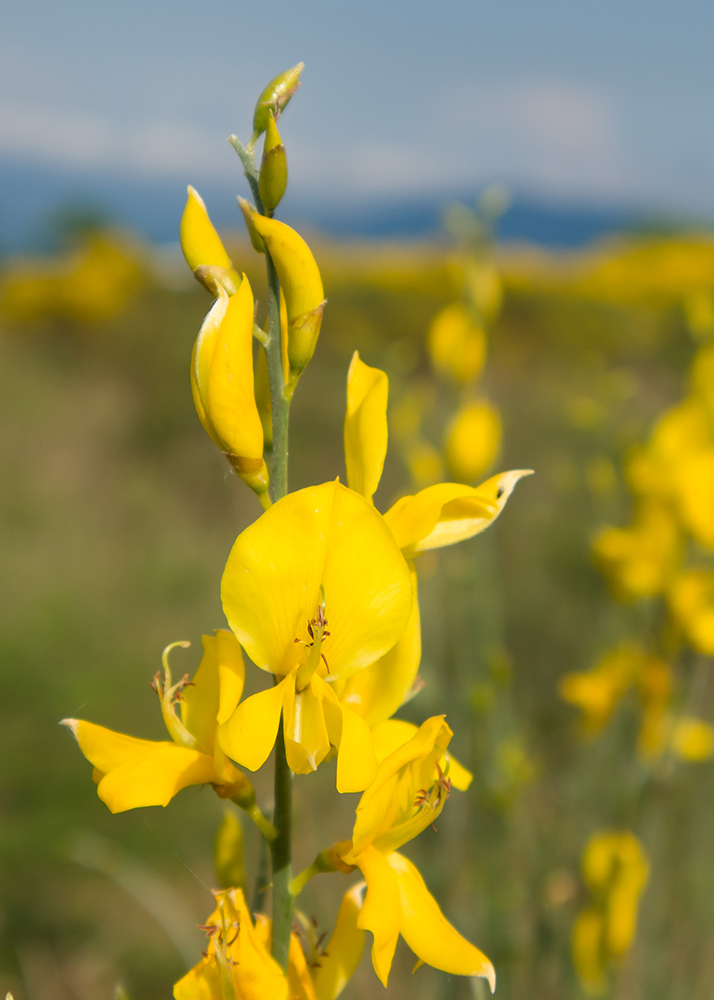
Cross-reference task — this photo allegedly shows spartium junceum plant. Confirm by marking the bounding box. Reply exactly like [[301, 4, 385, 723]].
[[62, 65, 531, 998]]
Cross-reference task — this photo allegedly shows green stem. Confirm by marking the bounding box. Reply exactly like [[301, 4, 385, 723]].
[[265, 252, 289, 502], [270, 722, 293, 970], [232, 131, 292, 968]]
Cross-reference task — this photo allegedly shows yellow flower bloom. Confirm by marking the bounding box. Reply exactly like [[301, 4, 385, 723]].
[[670, 716, 714, 761], [180, 186, 242, 295], [427, 302, 487, 384], [218, 480, 414, 792], [314, 718, 492, 989], [62, 632, 259, 815], [174, 888, 289, 1000], [190, 277, 269, 501], [572, 831, 649, 995], [559, 646, 641, 736], [593, 502, 681, 599], [669, 568, 714, 654], [249, 212, 326, 391], [444, 401, 502, 483]]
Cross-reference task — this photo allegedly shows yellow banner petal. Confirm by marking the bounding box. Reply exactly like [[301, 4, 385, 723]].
[[388, 852, 495, 990], [312, 883, 366, 1000], [218, 674, 291, 771], [344, 352, 388, 503], [354, 845, 401, 987], [222, 481, 413, 680], [371, 718, 472, 791]]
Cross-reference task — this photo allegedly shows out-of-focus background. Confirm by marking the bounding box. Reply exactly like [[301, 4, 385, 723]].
[[3, 2, 714, 998]]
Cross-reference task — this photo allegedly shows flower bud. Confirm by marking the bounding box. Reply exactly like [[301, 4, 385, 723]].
[[258, 113, 288, 214], [180, 186, 241, 295], [249, 211, 326, 394], [191, 278, 269, 501], [237, 197, 265, 254], [252, 63, 304, 143]]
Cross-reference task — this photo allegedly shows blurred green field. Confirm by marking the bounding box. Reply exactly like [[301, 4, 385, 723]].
[[2, 226, 714, 1000]]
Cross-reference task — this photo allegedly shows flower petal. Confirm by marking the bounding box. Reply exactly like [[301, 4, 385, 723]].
[[371, 719, 472, 791], [312, 883, 366, 1000], [61, 718, 163, 773], [354, 846, 401, 987], [328, 688, 378, 793], [222, 481, 413, 679], [218, 675, 291, 771], [173, 953, 222, 1000], [283, 675, 332, 775], [344, 352, 388, 503], [388, 852, 495, 990], [384, 471, 533, 557], [96, 744, 217, 812], [336, 562, 421, 728]]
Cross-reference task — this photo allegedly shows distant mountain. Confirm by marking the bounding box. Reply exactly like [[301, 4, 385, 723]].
[[0, 157, 684, 253]]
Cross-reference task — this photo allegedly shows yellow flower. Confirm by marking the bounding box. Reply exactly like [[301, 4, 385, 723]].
[[444, 401, 502, 483], [593, 502, 681, 599], [320, 718, 492, 989], [427, 302, 487, 384], [191, 277, 270, 501], [61, 632, 261, 816], [180, 186, 242, 295], [669, 568, 714, 654], [573, 831, 649, 995], [249, 212, 326, 392], [670, 717, 714, 761], [174, 888, 289, 1000], [218, 480, 414, 792]]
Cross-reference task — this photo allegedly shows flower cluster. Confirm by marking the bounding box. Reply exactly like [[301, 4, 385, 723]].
[[62, 65, 531, 998]]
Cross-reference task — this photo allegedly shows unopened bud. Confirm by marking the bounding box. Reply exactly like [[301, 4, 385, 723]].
[[258, 113, 288, 214], [191, 280, 270, 503], [180, 186, 241, 294], [252, 63, 304, 143], [237, 197, 265, 254], [249, 212, 326, 396]]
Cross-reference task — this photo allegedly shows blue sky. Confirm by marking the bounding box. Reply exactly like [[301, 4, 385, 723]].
[[2, 0, 714, 221]]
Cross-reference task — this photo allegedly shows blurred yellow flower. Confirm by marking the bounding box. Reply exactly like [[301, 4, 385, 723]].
[[444, 401, 502, 483], [669, 568, 714, 655], [593, 502, 681, 599], [427, 302, 487, 384], [0, 235, 143, 326], [573, 831, 649, 995], [559, 646, 640, 736], [670, 717, 714, 761]]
